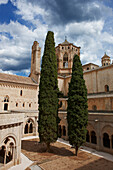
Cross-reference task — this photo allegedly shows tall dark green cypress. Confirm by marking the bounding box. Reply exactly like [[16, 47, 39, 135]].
[[38, 31, 58, 150], [67, 55, 88, 156]]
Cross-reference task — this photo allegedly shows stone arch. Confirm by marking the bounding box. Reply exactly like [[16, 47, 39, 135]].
[[102, 125, 113, 136], [103, 133, 110, 148], [24, 118, 34, 134], [0, 135, 16, 165]]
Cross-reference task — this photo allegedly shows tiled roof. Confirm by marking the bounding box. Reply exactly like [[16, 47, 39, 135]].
[[0, 73, 37, 85], [61, 39, 70, 45]]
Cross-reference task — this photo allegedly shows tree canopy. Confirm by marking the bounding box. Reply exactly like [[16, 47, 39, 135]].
[[67, 54, 88, 156], [38, 31, 59, 150]]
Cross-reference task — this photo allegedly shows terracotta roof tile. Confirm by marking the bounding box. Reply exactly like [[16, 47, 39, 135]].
[[0, 73, 37, 85]]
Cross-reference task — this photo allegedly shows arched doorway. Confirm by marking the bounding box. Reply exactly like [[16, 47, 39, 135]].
[[103, 133, 110, 148], [91, 131, 97, 144]]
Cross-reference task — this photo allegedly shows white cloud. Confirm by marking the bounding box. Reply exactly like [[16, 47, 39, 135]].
[[0, 0, 8, 5]]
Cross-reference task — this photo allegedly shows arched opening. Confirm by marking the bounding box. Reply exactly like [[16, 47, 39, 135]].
[[86, 130, 90, 142], [87, 67, 89, 70], [105, 85, 109, 92], [112, 135, 113, 149], [20, 90, 22, 96], [0, 146, 6, 164], [103, 133, 110, 148], [24, 124, 28, 134], [63, 53, 68, 68], [63, 126, 66, 136], [92, 105, 97, 111], [4, 103, 8, 111], [58, 125, 62, 137], [24, 119, 34, 134], [29, 123, 33, 133], [91, 131, 97, 144], [0, 137, 16, 165]]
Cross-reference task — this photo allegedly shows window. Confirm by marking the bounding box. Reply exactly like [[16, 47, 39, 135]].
[[62, 47, 64, 49], [20, 90, 22, 96], [105, 85, 109, 92], [92, 105, 97, 111], [24, 119, 33, 134], [63, 53, 68, 68], [23, 103, 25, 107], [4, 96, 9, 102], [103, 133, 110, 148], [16, 103, 18, 107], [4, 103, 8, 111], [87, 67, 89, 70], [29, 103, 31, 107], [68, 46, 70, 49]]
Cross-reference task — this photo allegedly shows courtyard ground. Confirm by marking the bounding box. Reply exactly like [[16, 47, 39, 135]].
[[21, 138, 113, 170]]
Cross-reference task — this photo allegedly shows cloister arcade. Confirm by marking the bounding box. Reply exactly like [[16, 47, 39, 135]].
[[0, 136, 16, 168], [86, 123, 113, 152]]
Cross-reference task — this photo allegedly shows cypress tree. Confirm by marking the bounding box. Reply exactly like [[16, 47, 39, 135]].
[[67, 54, 88, 156], [38, 31, 59, 151]]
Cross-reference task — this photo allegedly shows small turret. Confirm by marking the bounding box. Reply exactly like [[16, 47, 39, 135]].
[[101, 52, 111, 66]]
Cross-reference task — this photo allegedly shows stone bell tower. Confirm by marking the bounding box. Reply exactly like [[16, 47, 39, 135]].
[[55, 38, 81, 76], [30, 41, 41, 83]]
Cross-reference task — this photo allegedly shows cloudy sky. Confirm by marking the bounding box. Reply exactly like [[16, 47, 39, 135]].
[[0, 0, 113, 76]]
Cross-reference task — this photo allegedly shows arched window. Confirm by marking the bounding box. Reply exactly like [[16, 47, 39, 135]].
[[105, 85, 109, 92], [24, 119, 34, 134], [4, 103, 8, 111], [92, 105, 97, 111], [4, 96, 9, 102], [29, 103, 31, 107], [23, 103, 25, 107], [103, 133, 110, 148], [24, 124, 28, 134], [58, 125, 62, 137], [20, 90, 22, 96], [86, 130, 90, 142], [91, 131, 97, 144], [63, 53, 68, 68], [87, 67, 89, 70], [29, 123, 33, 133], [16, 103, 18, 107], [63, 126, 66, 136]]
